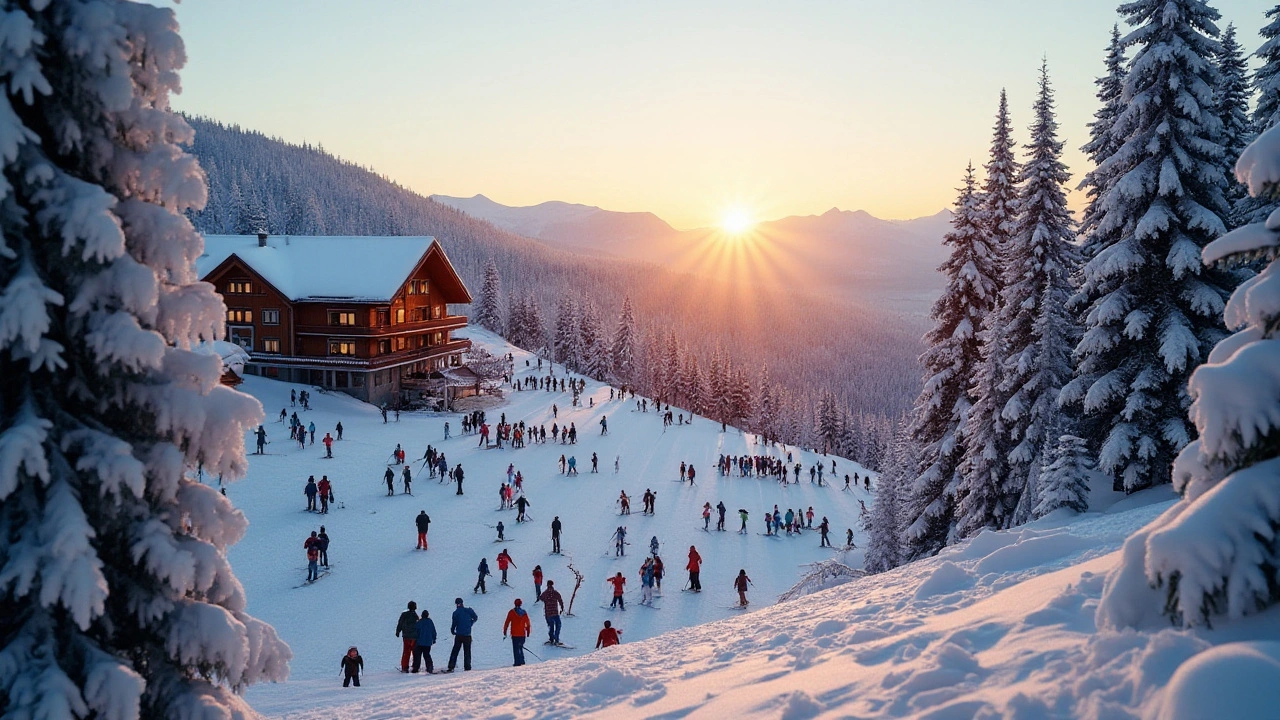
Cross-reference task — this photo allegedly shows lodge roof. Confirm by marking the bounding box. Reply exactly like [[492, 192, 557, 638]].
[[196, 235, 471, 304]]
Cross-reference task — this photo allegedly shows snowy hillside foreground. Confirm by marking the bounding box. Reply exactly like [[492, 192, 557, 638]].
[[247, 485, 1280, 720], [218, 329, 875, 712]]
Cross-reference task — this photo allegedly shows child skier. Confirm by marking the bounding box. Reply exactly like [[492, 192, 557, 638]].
[[340, 647, 363, 687]]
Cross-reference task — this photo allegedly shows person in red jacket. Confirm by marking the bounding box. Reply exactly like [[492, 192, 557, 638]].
[[497, 549, 517, 586], [322, 432, 334, 458], [502, 599, 532, 666], [532, 565, 544, 602], [734, 569, 752, 607], [595, 620, 621, 649], [686, 545, 702, 592], [607, 571, 626, 610], [317, 476, 332, 514]]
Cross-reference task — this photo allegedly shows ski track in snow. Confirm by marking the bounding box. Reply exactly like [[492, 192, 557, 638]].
[[228, 329, 872, 711]]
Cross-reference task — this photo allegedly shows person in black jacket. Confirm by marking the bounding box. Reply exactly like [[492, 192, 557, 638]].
[[474, 557, 491, 594], [340, 646, 363, 687], [550, 516, 562, 554], [415, 511, 431, 550], [395, 601, 419, 673], [455, 464, 465, 495]]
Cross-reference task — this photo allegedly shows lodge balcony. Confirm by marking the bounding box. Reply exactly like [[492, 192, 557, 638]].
[[246, 338, 472, 371], [294, 314, 468, 337]]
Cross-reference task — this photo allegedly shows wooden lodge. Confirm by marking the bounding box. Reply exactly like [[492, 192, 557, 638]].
[[197, 233, 473, 407]]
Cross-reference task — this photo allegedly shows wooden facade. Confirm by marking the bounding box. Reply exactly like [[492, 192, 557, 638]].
[[200, 237, 472, 407]]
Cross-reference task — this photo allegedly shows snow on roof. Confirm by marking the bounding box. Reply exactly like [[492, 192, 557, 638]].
[[196, 235, 435, 303]]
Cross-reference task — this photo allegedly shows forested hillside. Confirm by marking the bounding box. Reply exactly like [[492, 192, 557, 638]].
[[184, 116, 928, 468]]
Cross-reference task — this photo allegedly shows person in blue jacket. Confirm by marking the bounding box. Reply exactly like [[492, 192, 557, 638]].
[[447, 598, 479, 672], [412, 610, 437, 673]]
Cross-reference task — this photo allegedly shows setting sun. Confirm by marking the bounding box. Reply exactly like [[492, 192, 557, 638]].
[[720, 208, 754, 235]]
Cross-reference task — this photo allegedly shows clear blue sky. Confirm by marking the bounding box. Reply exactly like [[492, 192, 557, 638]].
[[168, 1, 1266, 229]]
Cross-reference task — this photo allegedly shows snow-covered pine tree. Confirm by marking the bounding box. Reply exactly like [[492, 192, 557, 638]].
[[611, 296, 636, 385], [954, 89, 1022, 541], [1097, 121, 1280, 629], [505, 292, 527, 349], [577, 299, 606, 380], [1254, 6, 1280, 131], [1060, 0, 1234, 494], [685, 355, 706, 416], [1078, 25, 1129, 262], [1034, 432, 1093, 519], [865, 420, 913, 573], [662, 332, 682, 404], [707, 346, 726, 421], [475, 259, 504, 334], [553, 295, 580, 370], [524, 292, 546, 357], [643, 329, 664, 399], [731, 368, 753, 428], [904, 163, 1000, 559], [0, 3, 290, 717], [989, 62, 1080, 529], [754, 366, 777, 443], [1216, 24, 1254, 224]]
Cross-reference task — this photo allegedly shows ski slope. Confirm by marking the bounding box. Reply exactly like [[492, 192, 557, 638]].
[[223, 329, 873, 700]]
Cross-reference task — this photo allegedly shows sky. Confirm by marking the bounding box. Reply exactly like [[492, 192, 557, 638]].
[[169, 1, 1266, 231]]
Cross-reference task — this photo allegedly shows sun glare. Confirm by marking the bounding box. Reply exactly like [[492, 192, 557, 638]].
[[721, 208, 754, 235]]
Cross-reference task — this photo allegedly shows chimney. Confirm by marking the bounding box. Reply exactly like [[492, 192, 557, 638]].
[[257, 232, 268, 247]]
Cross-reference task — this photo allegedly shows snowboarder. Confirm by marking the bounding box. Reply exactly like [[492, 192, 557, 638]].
[[596, 620, 621, 649], [607, 571, 626, 610], [474, 557, 491, 594], [551, 517, 562, 554], [304, 476, 318, 511], [734, 569, 752, 606], [322, 432, 334, 458], [497, 549, 517, 585], [402, 465, 412, 494], [446, 598, 478, 672], [413, 611, 437, 673], [539, 580, 565, 645], [254, 425, 267, 454], [503, 599, 532, 666], [395, 601, 419, 673], [687, 545, 702, 591], [340, 647, 364, 687], [416, 511, 431, 550], [384, 467, 395, 497]]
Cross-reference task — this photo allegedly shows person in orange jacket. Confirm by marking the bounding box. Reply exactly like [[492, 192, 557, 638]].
[[497, 549, 517, 586], [502, 598, 532, 666], [686, 545, 702, 592], [595, 620, 621, 649]]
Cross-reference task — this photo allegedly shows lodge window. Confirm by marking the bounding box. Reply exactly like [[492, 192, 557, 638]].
[[433, 332, 443, 345], [263, 338, 281, 354], [396, 336, 407, 351], [432, 305, 443, 320], [262, 309, 280, 325], [377, 309, 390, 326], [352, 374, 366, 388], [226, 281, 253, 294], [328, 340, 356, 356], [227, 308, 252, 324], [417, 280, 429, 294], [329, 311, 356, 326], [417, 335, 426, 348], [378, 339, 391, 355], [411, 307, 426, 322]]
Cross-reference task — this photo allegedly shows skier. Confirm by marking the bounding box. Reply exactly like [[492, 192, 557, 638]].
[[539, 580, 566, 645], [595, 620, 621, 649], [551, 516, 562, 554], [454, 464, 465, 495], [844, 475, 851, 491], [649, 535, 659, 557], [413, 610, 437, 673], [254, 425, 267, 454], [402, 465, 412, 495], [304, 531, 321, 582], [533, 565, 544, 600], [567, 456, 577, 476], [503, 599, 532, 666], [304, 476, 318, 511], [474, 557, 491, 594], [395, 601, 419, 673], [846, 528, 855, 548], [306, 525, 326, 572], [702, 502, 711, 530], [607, 571, 626, 610], [687, 465, 696, 486], [600, 416, 608, 435], [497, 549, 517, 585], [416, 511, 431, 550], [806, 507, 815, 529], [381, 406, 388, 424], [516, 494, 532, 523], [680, 462, 687, 482], [322, 432, 334, 458], [864, 475, 871, 492], [784, 509, 795, 536], [716, 501, 727, 531], [335, 421, 343, 441], [653, 555, 665, 592], [317, 476, 332, 514], [738, 508, 749, 534], [308, 421, 316, 444], [384, 467, 395, 497], [639, 559, 655, 605], [291, 388, 297, 406], [686, 545, 702, 591], [613, 526, 627, 557], [734, 569, 752, 606], [591, 452, 598, 473], [446, 598, 478, 672], [819, 517, 832, 548], [340, 647, 364, 687], [444, 421, 451, 439]]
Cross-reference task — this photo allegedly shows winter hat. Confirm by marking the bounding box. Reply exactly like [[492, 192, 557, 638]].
[[455, 597, 464, 605], [514, 599, 523, 606], [546, 580, 554, 587], [408, 601, 417, 610]]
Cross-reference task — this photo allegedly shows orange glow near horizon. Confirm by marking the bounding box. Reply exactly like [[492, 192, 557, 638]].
[[720, 208, 755, 235]]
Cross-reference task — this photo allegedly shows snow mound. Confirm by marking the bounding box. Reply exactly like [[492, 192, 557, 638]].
[[1153, 642, 1280, 720]]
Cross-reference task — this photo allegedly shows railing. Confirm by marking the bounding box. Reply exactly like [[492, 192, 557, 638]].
[[294, 315, 467, 337], [247, 339, 472, 370]]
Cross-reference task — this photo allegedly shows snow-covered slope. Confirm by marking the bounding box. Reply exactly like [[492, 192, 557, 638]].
[[222, 329, 872, 709]]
